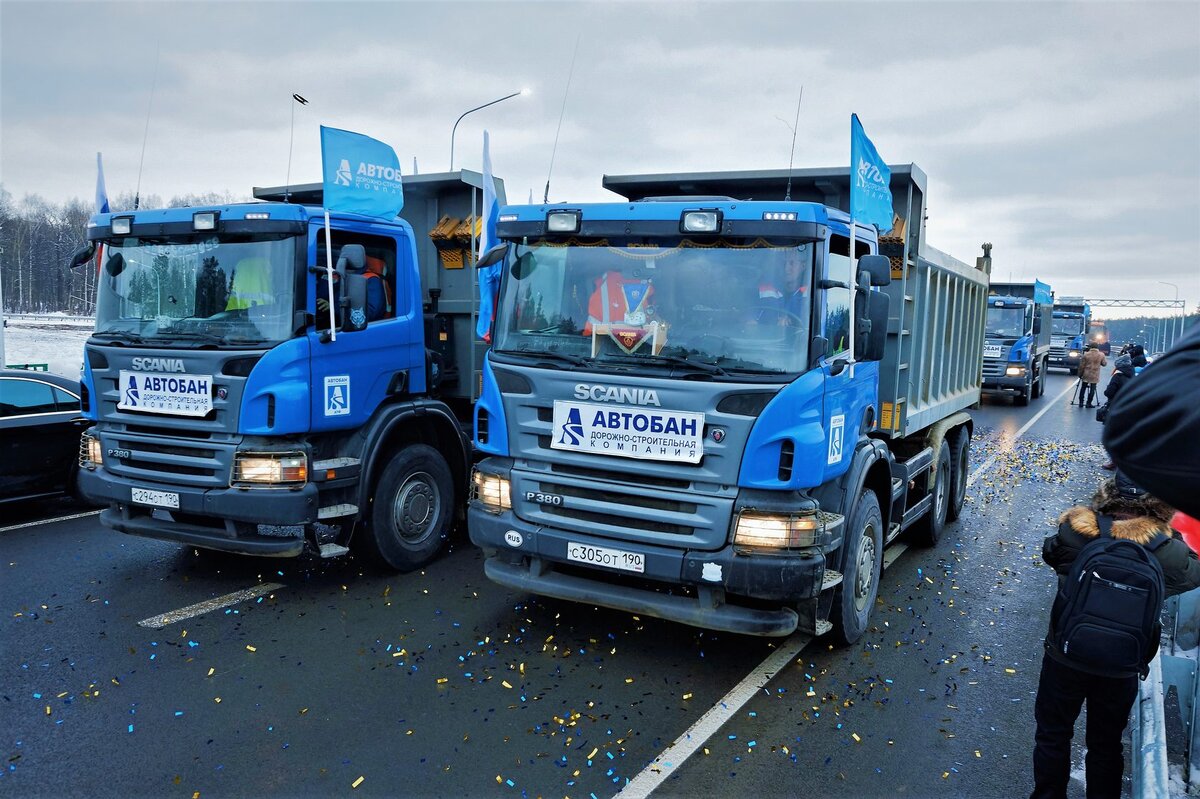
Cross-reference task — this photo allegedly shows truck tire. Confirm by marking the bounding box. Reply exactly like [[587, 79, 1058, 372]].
[[1031, 360, 1044, 399], [945, 429, 970, 523], [1014, 373, 1031, 406], [833, 489, 883, 645], [908, 440, 951, 547], [360, 444, 454, 572]]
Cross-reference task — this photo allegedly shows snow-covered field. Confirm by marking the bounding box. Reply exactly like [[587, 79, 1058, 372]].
[[3, 318, 93, 378]]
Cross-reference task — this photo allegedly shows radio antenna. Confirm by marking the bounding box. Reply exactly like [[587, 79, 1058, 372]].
[[784, 86, 803, 201], [284, 93, 309, 203], [133, 41, 161, 211], [543, 34, 581, 204]]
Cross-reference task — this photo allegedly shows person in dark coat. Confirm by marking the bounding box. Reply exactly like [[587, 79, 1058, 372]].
[[1127, 344, 1148, 369], [1032, 474, 1200, 799], [1105, 324, 1200, 518], [1100, 354, 1136, 470]]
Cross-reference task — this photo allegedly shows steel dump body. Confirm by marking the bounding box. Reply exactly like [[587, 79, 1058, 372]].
[[604, 165, 991, 439]]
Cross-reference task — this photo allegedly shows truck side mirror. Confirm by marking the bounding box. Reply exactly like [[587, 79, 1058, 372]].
[[860, 291, 890, 361], [808, 336, 829, 370], [104, 251, 126, 277], [477, 243, 507, 269], [336, 243, 366, 280], [1032, 315, 1041, 335], [857, 254, 892, 287], [342, 272, 369, 332], [70, 242, 96, 269]]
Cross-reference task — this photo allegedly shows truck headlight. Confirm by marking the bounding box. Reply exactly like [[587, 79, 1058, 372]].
[[1005, 365, 1026, 377], [233, 451, 307, 484], [734, 511, 821, 549], [1068, 350, 1080, 358], [471, 469, 512, 513], [80, 432, 103, 469]]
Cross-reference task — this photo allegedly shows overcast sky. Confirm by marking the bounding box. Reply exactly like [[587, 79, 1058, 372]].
[[2, 1, 1197, 317]]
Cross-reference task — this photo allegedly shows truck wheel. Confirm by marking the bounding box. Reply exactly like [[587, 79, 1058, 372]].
[[945, 430, 970, 522], [1032, 361, 1044, 399], [833, 489, 882, 645], [361, 444, 454, 572], [1014, 374, 1031, 406], [908, 440, 951, 547]]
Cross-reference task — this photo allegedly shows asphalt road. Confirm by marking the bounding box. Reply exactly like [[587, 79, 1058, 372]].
[[1, 371, 1138, 798]]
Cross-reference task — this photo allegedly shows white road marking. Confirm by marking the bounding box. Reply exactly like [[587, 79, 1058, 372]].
[[622, 381, 1077, 795], [966, 379, 1078, 488], [618, 633, 812, 798], [0, 509, 101, 533], [137, 583, 285, 629]]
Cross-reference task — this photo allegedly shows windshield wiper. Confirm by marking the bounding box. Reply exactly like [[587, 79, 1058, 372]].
[[503, 348, 589, 368], [155, 329, 225, 346], [92, 330, 145, 344], [600, 353, 727, 376]]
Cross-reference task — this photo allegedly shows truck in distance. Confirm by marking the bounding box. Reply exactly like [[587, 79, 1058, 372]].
[[1049, 296, 1090, 373], [467, 164, 990, 642], [982, 280, 1053, 405], [71, 172, 496, 570]]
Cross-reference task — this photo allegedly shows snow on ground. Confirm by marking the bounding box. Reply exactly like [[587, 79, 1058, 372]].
[[3, 319, 93, 378]]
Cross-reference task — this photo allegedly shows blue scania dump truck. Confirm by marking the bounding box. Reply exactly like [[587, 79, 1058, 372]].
[[467, 165, 991, 641], [1048, 296, 1091, 373], [73, 172, 499, 570], [982, 280, 1053, 405]]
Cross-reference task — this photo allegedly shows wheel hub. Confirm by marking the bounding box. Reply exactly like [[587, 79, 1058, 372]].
[[392, 471, 439, 543], [853, 527, 877, 612]]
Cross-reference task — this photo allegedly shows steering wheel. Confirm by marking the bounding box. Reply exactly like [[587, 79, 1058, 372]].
[[747, 305, 805, 327]]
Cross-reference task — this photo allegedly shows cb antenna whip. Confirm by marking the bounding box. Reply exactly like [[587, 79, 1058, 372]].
[[784, 86, 803, 201], [543, 34, 581, 204], [285, 93, 309, 203], [134, 41, 161, 210]]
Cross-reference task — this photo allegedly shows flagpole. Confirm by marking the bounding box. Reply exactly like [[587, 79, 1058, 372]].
[[323, 210, 337, 342], [848, 216, 856, 378]]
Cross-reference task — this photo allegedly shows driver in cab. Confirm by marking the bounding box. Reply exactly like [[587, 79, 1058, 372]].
[[747, 246, 810, 328]]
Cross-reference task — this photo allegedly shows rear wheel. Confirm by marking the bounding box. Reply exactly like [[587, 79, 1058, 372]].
[[833, 489, 883, 645], [908, 440, 951, 547], [945, 429, 970, 522], [360, 444, 454, 572]]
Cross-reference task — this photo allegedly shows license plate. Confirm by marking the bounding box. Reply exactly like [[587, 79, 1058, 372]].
[[983, 344, 1003, 359], [131, 487, 179, 509], [566, 541, 645, 574]]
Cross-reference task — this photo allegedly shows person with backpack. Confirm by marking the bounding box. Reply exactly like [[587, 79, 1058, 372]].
[[1031, 473, 1200, 799]]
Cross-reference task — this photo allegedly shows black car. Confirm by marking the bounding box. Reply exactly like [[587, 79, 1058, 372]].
[[0, 368, 91, 503]]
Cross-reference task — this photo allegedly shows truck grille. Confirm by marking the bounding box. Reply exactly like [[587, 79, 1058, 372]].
[[511, 468, 732, 550], [102, 430, 234, 488], [982, 358, 1008, 379]]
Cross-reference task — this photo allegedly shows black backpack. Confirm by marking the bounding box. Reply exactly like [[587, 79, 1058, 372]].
[[1047, 514, 1166, 678]]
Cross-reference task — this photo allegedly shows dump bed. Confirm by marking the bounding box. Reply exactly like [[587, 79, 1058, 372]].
[[603, 164, 991, 440], [989, 280, 1053, 304]]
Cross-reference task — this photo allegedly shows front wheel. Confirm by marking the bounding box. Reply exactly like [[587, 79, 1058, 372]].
[[833, 489, 883, 645], [360, 444, 455, 572]]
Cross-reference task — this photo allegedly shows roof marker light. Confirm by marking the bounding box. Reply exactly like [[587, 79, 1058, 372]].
[[680, 210, 722, 234], [111, 217, 132, 235], [763, 211, 798, 221]]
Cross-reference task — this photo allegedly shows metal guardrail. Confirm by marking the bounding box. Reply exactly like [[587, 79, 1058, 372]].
[[1134, 587, 1200, 797], [5, 313, 96, 324], [4, 363, 49, 371]]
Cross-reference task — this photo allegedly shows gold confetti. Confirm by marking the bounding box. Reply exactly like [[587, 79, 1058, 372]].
[[703, 748, 710, 756], [193, 793, 201, 799], [942, 772, 950, 779], [1005, 668, 1016, 674], [245, 645, 257, 653], [206, 668, 214, 677], [625, 678, 634, 684], [502, 680, 513, 689], [975, 750, 982, 758], [214, 697, 222, 704], [351, 776, 364, 789], [436, 678, 448, 685], [682, 693, 693, 700], [495, 775, 502, 784], [45, 706, 51, 716], [587, 747, 598, 760], [111, 678, 120, 686], [851, 733, 861, 743], [56, 692, 68, 698]]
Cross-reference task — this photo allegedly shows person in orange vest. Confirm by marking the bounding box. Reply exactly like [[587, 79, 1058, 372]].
[[583, 270, 657, 335]]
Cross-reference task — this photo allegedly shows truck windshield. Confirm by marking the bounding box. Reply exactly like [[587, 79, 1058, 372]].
[[492, 238, 814, 375], [94, 233, 300, 346], [986, 306, 1028, 338], [1052, 316, 1084, 336]]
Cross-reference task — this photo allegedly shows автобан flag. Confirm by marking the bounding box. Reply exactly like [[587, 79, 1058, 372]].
[[320, 126, 404, 219], [849, 114, 893, 234]]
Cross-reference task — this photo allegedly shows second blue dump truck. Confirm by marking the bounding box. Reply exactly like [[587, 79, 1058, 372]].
[[982, 280, 1053, 405], [73, 172, 499, 570], [467, 164, 991, 641], [1049, 296, 1091, 373]]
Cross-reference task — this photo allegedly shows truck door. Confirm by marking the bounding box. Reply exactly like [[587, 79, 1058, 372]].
[[819, 232, 878, 483], [307, 221, 423, 431]]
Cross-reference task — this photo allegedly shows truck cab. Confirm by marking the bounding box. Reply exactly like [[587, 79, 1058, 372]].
[[468, 165, 989, 641], [982, 280, 1053, 405], [1049, 297, 1090, 373], [74, 173, 494, 569]]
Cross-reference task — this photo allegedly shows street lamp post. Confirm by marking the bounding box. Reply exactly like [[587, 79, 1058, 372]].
[[1158, 281, 1179, 349], [449, 90, 528, 172]]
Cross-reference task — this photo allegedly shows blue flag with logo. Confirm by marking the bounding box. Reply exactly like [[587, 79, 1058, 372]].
[[476, 130, 502, 340], [95, 152, 110, 214], [849, 114, 893, 234], [320, 126, 404, 219]]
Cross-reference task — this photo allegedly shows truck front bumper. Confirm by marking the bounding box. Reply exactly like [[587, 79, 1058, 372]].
[[982, 368, 1028, 392], [79, 468, 317, 556], [469, 503, 826, 637], [1048, 354, 1080, 369]]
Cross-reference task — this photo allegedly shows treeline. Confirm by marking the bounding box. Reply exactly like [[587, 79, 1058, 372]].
[[0, 187, 245, 315]]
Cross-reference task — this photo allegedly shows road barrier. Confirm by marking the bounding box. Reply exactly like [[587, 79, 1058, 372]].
[[6, 313, 96, 324], [1134, 587, 1200, 797]]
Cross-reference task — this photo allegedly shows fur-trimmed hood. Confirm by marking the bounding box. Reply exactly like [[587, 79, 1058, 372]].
[[1059, 507, 1170, 545]]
